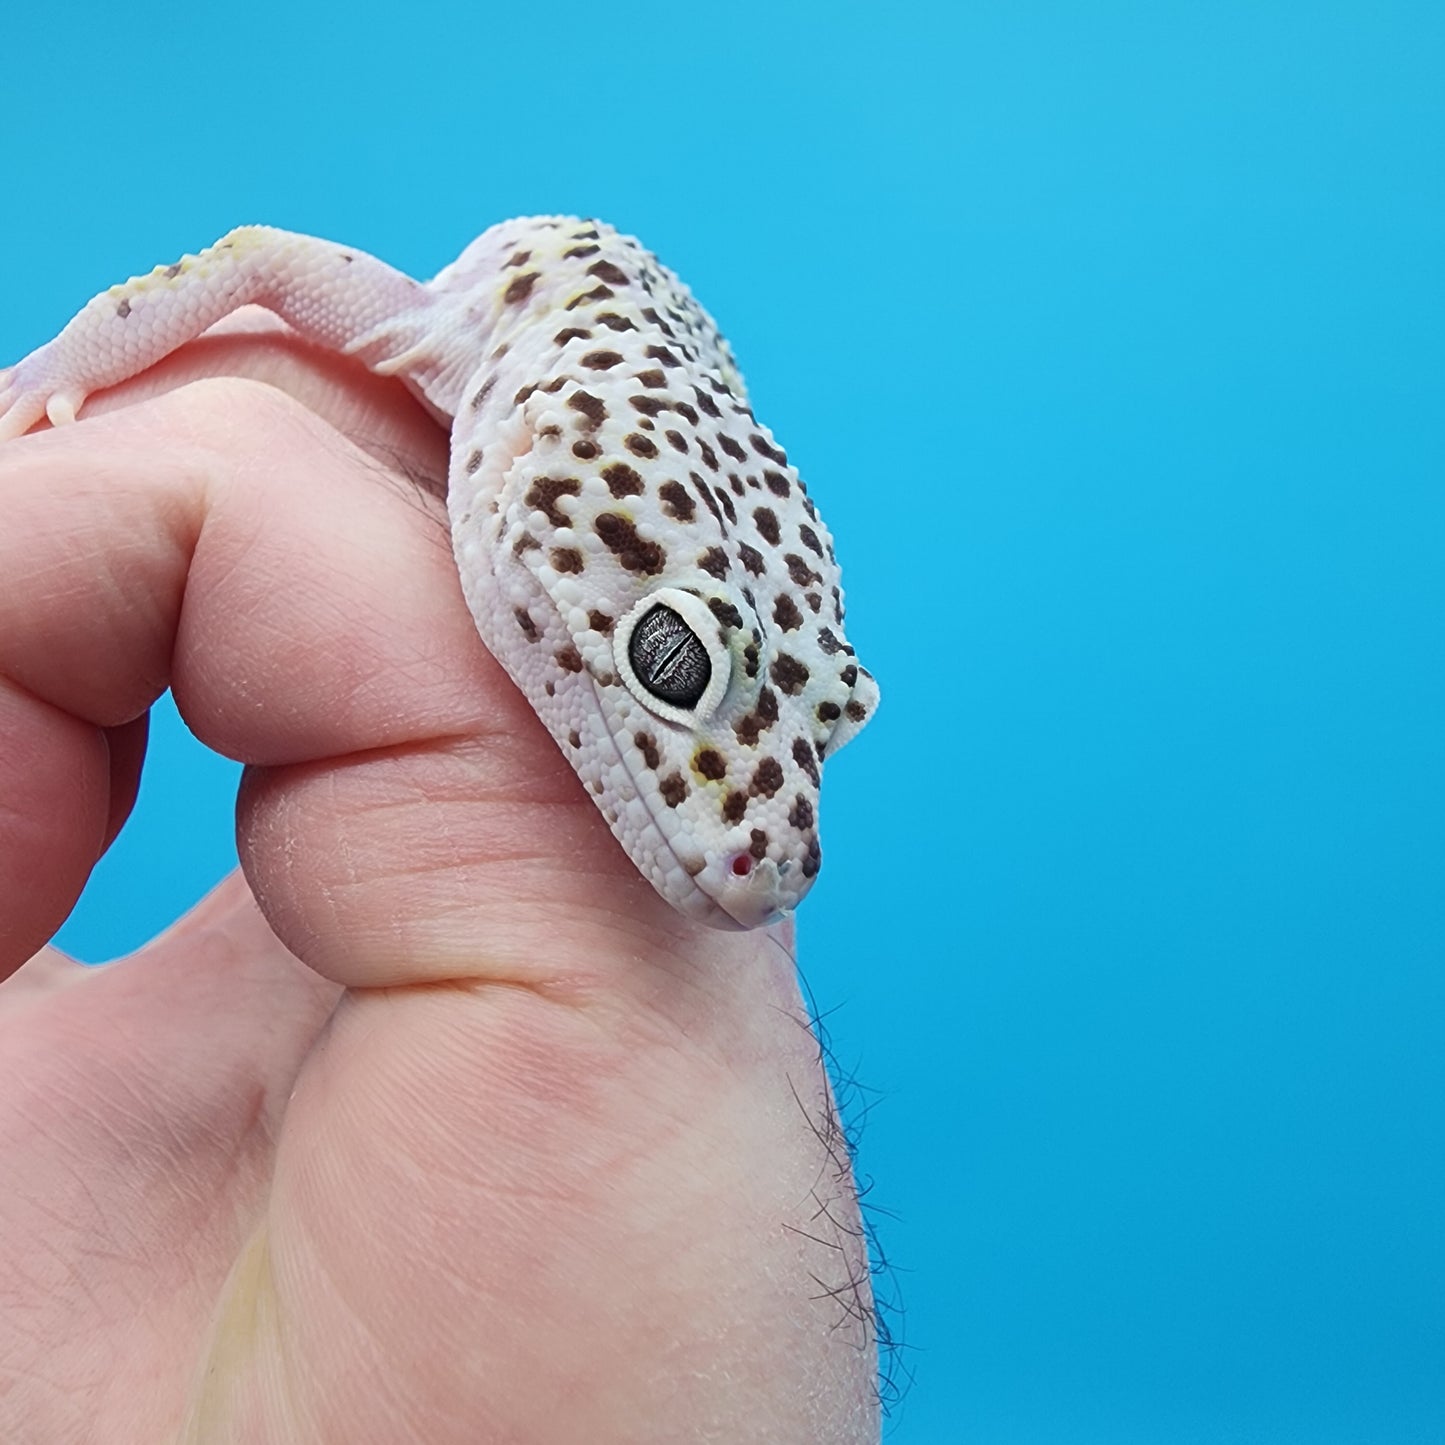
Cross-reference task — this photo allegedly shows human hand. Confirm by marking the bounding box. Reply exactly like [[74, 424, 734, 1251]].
[[0, 319, 879, 1443]]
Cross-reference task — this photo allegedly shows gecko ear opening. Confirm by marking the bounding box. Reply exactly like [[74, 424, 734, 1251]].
[[614, 588, 731, 726]]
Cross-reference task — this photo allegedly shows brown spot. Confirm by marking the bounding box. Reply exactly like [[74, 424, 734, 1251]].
[[565, 284, 614, 309], [551, 547, 585, 575], [470, 375, 496, 410], [556, 645, 585, 673], [799, 524, 824, 556], [116, 298, 132, 319], [801, 835, 822, 878], [630, 394, 668, 417], [588, 259, 630, 286], [569, 390, 607, 429], [690, 474, 727, 532], [695, 748, 727, 781], [692, 386, 722, 418], [596, 312, 638, 332], [568, 729, 581, 748], [163, 263, 182, 278], [729, 473, 746, 496], [737, 543, 766, 576], [734, 709, 764, 745], [742, 642, 760, 679], [594, 513, 665, 574], [505, 249, 532, 267], [845, 699, 869, 722], [771, 654, 810, 695], [722, 790, 748, 824], [749, 828, 770, 860], [633, 368, 667, 388], [588, 609, 615, 633], [602, 462, 645, 498], [542, 377, 568, 392], [524, 476, 581, 527], [763, 470, 791, 497], [805, 592, 822, 613], [792, 738, 820, 786], [674, 401, 699, 425], [789, 795, 815, 831], [539, 425, 562, 439], [709, 597, 744, 631], [512, 533, 540, 558], [752, 507, 782, 545], [572, 439, 600, 460], [581, 349, 623, 370], [624, 432, 659, 459], [786, 553, 822, 587], [751, 433, 788, 464], [504, 271, 540, 304], [817, 700, 842, 722], [817, 628, 844, 655], [773, 595, 804, 631], [697, 440, 720, 472], [633, 730, 661, 770], [758, 688, 779, 722], [750, 757, 784, 798], [697, 546, 729, 579], [513, 382, 537, 405], [718, 433, 747, 462], [646, 344, 681, 367], [465, 449, 484, 475], [840, 663, 858, 686], [514, 608, 540, 641], [715, 488, 738, 524], [564, 243, 600, 258], [658, 480, 696, 522], [664, 429, 688, 452], [660, 772, 689, 808]]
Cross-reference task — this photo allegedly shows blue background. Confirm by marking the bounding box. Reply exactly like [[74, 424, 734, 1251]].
[[6, 3, 1443, 1439]]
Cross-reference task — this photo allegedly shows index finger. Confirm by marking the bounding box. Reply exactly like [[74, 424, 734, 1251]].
[[0, 371, 721, 986]]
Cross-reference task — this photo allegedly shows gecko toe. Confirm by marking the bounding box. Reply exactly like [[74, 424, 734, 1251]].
[[0, 393, 49, 442]]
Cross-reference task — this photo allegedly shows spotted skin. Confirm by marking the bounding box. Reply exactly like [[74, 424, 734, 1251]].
[[0, 218, 879, 928]]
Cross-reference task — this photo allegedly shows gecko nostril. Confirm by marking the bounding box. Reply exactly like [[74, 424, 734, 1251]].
[[729, 853, 754, 878]]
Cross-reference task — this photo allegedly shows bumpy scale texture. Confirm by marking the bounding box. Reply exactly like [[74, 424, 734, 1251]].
[[0, 218, 878, 928]]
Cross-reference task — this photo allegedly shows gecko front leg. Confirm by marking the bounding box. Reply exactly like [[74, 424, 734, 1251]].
[[0, 227, 455, 442]]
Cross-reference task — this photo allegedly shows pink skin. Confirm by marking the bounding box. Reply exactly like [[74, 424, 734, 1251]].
[[0, 318, 879, 1444]]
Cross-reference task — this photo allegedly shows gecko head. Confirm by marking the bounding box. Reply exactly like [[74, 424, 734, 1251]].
[[485, 349, 878, 929]]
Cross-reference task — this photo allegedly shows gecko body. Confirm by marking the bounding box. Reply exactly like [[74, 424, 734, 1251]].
[[0, 218, 877, 929]]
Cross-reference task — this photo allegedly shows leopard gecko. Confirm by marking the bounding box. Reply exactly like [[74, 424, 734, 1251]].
[[0, 218, 878, 929]]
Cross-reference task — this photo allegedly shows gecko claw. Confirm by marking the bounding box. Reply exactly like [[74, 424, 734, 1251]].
[[45, 391, 82, 428]]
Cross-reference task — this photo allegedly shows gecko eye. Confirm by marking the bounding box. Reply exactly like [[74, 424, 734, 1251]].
[[628, 605, 711, 707], [614, 587, 732, 725]]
